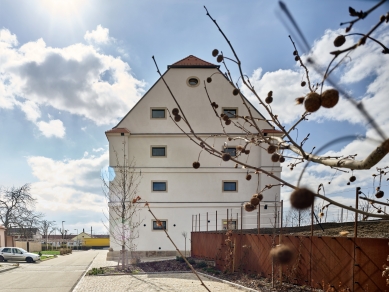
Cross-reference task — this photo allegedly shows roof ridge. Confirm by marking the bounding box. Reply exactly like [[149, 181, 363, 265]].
[[169, 55, 219, 68]]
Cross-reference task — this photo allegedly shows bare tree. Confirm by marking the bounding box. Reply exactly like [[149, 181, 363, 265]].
[[0, 184, 37, 245], [39, 220, 56, 250], [102, 142, 143, 269], [152, 3, 389, 219], [17, 210, 43, 243]]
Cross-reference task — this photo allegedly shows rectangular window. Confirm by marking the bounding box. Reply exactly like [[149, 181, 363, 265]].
[[152, 220, 167, 230], [151, 146, 166, 157], [223, 108, 237, 118], [151, 108, 166, 119], [152, 181, 167, 192], [222, 220, 237, 230], [224, 147, 236, 157], [223, 181, 237, 192]]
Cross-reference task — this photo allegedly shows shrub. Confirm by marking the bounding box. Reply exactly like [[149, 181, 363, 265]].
[[197, 261, 207, 268], [188, 258, 196, 265]]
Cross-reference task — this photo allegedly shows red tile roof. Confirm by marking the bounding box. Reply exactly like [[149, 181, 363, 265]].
[[169, 55, 219, 68], [105, 128, 130, 134]]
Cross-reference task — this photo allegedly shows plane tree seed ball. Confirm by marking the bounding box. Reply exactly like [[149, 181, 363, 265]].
[[225, 119, 231, 125], [304, 92, 321, 112], [293, 50, 298, 56], [222, 153, 231, 161], [192, 161, 200, 169], [268, 91, 273, 97], [301, 81, 306, 87], [232, 88, 240, 96], [279, 156, 285, 163], [217, 55, 224, 63], [290, 187, 315, 209], [246, 174, 252, 181], [321, 89, 339, 108], [245, 150, 250, 155], [244, 202, 256, 212], [271, 153, 280, 162], [265, 96, 273, 104], [267, 145, 277, 154], [333, 35, 346, 47], [270, 245, 293, 265], [174, 115, 181, 122], [349, 176, 356, 182], [207, 77, 212, 83], [376, 190, 384, 198], [172, 108, 179, 115], [256, 193, 264, 201], [250, 196, 260, 206], [212, 49, 219, 57]]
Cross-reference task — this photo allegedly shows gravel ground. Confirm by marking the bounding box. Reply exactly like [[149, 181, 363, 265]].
[[74, 251, 250, 292]]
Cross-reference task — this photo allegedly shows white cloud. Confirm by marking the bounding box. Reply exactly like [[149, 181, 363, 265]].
[[242, 28, 389, 127], [27, 151, 108, 213], [0, 28, 18, 47], [37, 119, 66, 138], [84, 25, 114, 44], [0, 28, 146, 129]]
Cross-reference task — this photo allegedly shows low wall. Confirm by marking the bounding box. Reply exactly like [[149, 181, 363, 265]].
[[106, 250, 191, 261], [15, 241, 41, 252]]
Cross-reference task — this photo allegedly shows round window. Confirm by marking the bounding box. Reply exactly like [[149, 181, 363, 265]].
[[188, 78, 199, 86], [186, 77, 200, 87]]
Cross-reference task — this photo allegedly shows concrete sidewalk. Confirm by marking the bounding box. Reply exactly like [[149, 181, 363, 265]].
[[74, 250, 250, 292], [0, 263, 19, 273]]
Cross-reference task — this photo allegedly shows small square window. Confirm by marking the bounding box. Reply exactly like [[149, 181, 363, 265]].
[[151, 146, 166, 157], [153, 220, 167, 230], [152, 182, 167, 192], [224, 147, 236, 157], [223, 181, 237, 192], [222, 220, 237, 230], [151, 109, 166, 119], [223, 108, 237, 118]]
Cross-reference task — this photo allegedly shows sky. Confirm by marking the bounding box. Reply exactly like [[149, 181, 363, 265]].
[[0, 0, 388, 234]]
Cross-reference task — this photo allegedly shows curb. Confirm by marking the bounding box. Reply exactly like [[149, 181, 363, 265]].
[[197, 271, 259, 292], [0, 265, 19, 274], [71, 253, 98, 292]]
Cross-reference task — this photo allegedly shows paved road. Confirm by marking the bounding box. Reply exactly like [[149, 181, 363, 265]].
[[0, 250, 99, 292]]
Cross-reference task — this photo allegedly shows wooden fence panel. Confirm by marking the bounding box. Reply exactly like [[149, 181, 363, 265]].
[[192, 232, 388, 291]]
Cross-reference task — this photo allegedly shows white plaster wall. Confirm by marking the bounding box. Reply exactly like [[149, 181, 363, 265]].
[[107, 65, 282, 253], [117, 68, 269, 134]]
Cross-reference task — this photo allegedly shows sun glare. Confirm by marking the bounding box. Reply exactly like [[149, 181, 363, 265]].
[[40, 0, 88, 17]]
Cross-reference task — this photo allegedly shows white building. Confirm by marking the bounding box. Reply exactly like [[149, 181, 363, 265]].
[[105, 55, 282, 258]]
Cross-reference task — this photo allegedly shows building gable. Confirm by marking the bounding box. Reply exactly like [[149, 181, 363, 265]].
[[109, 55, 273, 135]]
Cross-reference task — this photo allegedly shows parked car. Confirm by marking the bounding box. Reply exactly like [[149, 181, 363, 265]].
[[0, 247, 40, 263]]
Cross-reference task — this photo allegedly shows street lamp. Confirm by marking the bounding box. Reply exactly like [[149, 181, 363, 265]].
[[74, 229, 78, 250]]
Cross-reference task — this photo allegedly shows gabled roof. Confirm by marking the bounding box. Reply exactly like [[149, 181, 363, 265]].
[[105, 128, 130, 135], [168, 55, 219, 69]]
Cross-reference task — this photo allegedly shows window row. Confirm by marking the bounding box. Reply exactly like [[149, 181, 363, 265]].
[[151, 108, 238, 119], [152, 181, 237, 192], [150, 146, 242, 158], [151, 219, 238, 231]]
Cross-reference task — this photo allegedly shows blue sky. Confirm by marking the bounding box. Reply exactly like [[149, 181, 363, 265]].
[[0, 0, 388, 233]]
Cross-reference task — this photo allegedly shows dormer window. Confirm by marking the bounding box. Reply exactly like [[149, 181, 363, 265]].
[[186, 76, 200, 87], [223, 108, 237, 118]]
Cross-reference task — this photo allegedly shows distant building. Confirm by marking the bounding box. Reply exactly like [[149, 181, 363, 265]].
[[0, 225, 6, 247], [8, 227, 42, 242], [105, 55, 282, 259]]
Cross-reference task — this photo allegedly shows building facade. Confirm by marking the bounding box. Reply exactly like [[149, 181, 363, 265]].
[[105, 55, 282, 258]]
